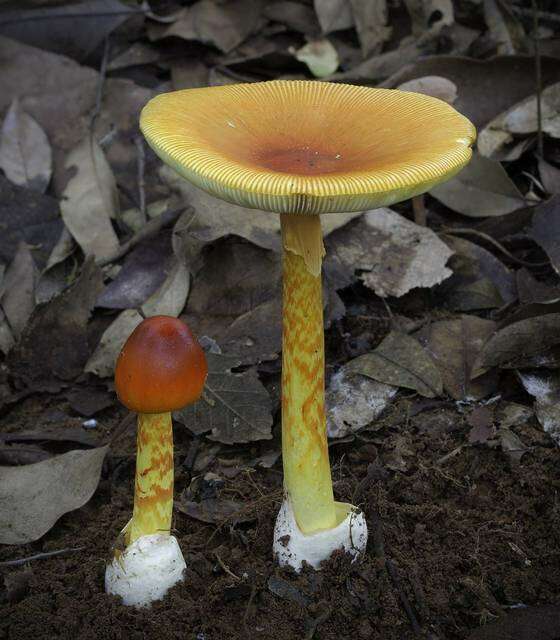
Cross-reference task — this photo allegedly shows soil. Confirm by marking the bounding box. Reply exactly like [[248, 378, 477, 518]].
[[1, 384, 560, 640]]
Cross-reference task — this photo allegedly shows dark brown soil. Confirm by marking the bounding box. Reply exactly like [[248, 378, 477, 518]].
[[1, 395, 559, 640]]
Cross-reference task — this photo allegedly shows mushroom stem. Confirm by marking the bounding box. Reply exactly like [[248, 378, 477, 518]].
[[126, 411, 174, 545], [280, 213, 336, 535]]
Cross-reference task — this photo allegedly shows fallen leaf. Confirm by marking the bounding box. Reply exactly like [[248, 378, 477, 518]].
[[430, 153, 526, 217], [8, 259, 104, 389], [517, 370, 560, 446], [326, 368, 397, 438], [467, 406, 495, 444], [314, 0, 354, 34], [416, 315, 497, 400], [385, 55, 560, 129], [0, 99, 52, 193], [175, 352, 273, 444], [443, 235, 516, 305], [0, 176, 63, 269], [0, 243, 37, 341], [60, 136, 119, 262], [0, 445, 108, 544], [483, 0, 526, 55], [405, 0, 454, 35], [398, 75, 457, 103], [349, 0, 391, 58], [325, 209, 453, 298], [178, 498, 255, 524], [0, 0, 137, 61], [268, 576, 311, 606], [96, 232, 174, 310], [499, 427, 529, 464], [467, 604, 560, 640], [86, 257, 190, 377], [516, 268, 560, 305], [529, 195, 560, 274], [346, 331, 443, 398], [472, 313, 560, 378], [294, 39, 339, 78], [85, 309, 143, 379], [263, 2, 320, 35], [150, 0, 264, 53]]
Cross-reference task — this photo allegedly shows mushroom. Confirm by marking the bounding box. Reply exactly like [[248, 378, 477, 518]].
[[105, 315, 207, 606], [140, 81, 475, 570]]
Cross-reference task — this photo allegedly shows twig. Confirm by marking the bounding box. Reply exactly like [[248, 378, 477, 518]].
[[0, 547, 86, 567], [441, 228, 550, 268], [386, 559, 422, 637], [135, 136, 147, 225], [532, 0, 544, 159], [243, 573, 258, 633], [90, 36, 111, 132], [214, 550, 240, 580], [97, 206, 189, 267]]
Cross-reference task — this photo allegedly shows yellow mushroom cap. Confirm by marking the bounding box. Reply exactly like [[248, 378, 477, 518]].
[[140, 80, 476, 215]]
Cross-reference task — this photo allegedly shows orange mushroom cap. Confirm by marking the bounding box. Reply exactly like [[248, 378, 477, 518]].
[[140, 80, 476, 215], [115, 316, 207, 414]]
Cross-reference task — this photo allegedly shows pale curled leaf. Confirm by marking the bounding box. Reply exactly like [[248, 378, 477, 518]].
[[517, 370, 560, 446], [355, 209, 453, 297], [294, 39, 339, 78], [60, 136, 119, 262], [349, 0, 391, 58], [175, 353, 273, 444], [0, 445, 108, 544], [397, 75, 457, 103], [430, 153, 525, 217], [314, 0, 354, 34], [346, 331, 443, 398], [0, 99, 52, 193]]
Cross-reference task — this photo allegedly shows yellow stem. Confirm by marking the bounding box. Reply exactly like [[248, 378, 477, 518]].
[[125, 412, 174, 546], [281, 213, 336, 534]]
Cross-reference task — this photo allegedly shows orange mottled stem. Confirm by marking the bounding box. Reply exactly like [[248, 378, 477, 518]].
[[125, 412, 174, 546], [281, 214, 336, 534]]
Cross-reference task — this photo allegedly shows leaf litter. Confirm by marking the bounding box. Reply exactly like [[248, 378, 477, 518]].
[[1, 2, 560, 639]]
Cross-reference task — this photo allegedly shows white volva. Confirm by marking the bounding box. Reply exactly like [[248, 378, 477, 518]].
[[105, 534, 186, 607], [273, 499, 368, 571]]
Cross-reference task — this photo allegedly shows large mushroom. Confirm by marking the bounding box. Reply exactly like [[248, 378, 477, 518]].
[[140, 81, 475, 570], [105, 315, 207, 606]]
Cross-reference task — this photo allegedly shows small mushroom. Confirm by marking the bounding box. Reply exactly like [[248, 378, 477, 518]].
[[140, 81, 475, 570], [105, 315, 207, 606]]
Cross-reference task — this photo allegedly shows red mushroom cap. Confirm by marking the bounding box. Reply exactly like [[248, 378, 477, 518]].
[[115, 316, 208, 414]]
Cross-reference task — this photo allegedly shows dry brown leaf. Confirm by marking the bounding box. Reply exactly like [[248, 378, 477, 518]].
[[60, 136, 119, 262], [0, 445, 108, 544], [0, 243, 36, 341], [314, 0, 354, 34], [0, 99, 52, 193]]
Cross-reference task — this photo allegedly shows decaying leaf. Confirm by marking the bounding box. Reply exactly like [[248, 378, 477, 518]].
[[349, 0, 391, 57], [417, 315, 497, 400], [0, 99, 52, 193], [175, 353, 273, 444], [430, 153, 525, 217], [0, 445, 108, 544], [325, 209, 453, 298], [8, 259, 104, 389], [483, 0, 525, 55], [472, 313, 560, 378], [326, 368, 397, 438], [518, 370, 560, 446], [529, 195, 560, 275], [0, 0, 137, 61], [294, 39, 339, 78], [539, 158, 560, 195], [60, 136, 119, 262], [346, 331, 443, 398]]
